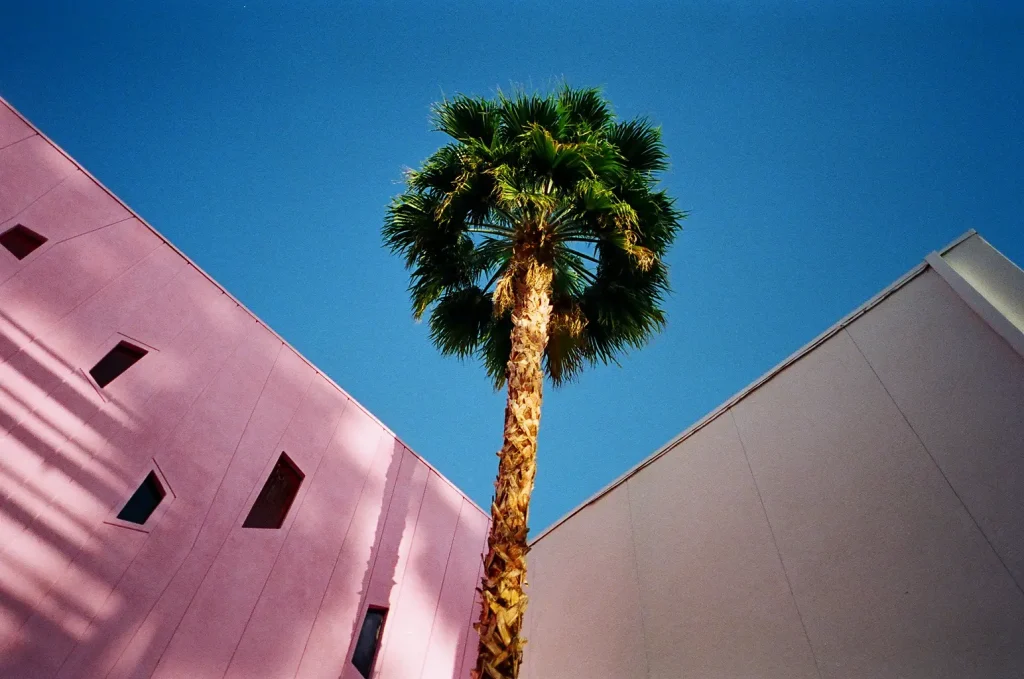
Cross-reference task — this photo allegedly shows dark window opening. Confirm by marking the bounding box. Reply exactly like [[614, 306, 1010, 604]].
[[89, 341, 147, 388], [0, 224, 47, 260], [243, 453, 303, 529], [352, 607, 387, 678], [117, 471, 166, 525]]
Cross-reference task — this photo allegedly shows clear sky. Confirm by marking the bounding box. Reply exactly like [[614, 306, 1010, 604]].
[[2, 1, 1021, 533]]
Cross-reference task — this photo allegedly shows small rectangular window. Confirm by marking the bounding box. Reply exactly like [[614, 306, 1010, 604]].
[[352, 607, 387, 678], [89, 341, 147, 388], [0, 224, 47, 260], [243, 453, 303, 529], [117, 472, 166, 525]]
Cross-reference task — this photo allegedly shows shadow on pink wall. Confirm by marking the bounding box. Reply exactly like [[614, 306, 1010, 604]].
[[0, 100, 487, 679]]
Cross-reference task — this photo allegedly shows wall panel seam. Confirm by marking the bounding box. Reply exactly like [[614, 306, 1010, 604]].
[[0, 130, 37, 152], [41, 237, 167, 337], [372, 473, 431, 669], [0, 259, 192, 564], [52, 215, 136, 246], [0, 245, 182, 501], [121, 260, 195, 348], [355, 447, 406, 591], [624, 480, 653, 679], [109, 328, 305, 677], [29, 288, 234, 675], [0, 162, 71, 225], [293, 425, 386, 677], [530, 257, 948, 547], [0, 249, 199, 636], [123, 340, 284, 674], [843, 327, 1024, 598], [221, 393, 352, 679], [417, 499, 466, 679], [56, 310, 258, 677], [338, 443, 413, 675], [728, 409, 824, 679], [455, 546, 487, 679]]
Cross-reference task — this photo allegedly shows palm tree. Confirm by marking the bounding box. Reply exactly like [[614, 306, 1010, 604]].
[[383, 85, 683, 679]]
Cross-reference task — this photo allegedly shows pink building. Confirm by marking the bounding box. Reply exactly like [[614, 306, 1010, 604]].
[[3, 97, 1024, 678], [0, 99, 488, 679]]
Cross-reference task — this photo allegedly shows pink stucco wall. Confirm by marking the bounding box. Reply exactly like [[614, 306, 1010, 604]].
[[0, 98, 488, 679]]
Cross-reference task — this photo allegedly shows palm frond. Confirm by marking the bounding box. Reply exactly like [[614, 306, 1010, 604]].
[[406, 145, 464, 194], [384, 85, 683, 388], [480, 313, 514, 387], [433, 95, 499, 145], [608, 118, 669, 173], [544, 298, 588, 385], [497, 91, 562, 141], [428, 286, 493, 357], [557, 85, 614, 137], [493, 165, 557, 214]]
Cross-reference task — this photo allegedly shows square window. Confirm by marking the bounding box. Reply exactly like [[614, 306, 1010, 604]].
[[89, 341, 147, 388], [352, 607, 387, 678], [243, 453, 303, 529], [117, 472, 166, 525], [0, 224, 47, 260]]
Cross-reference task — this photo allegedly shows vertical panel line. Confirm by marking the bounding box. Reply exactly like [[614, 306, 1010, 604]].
[[844, 328, 1024, 597], [624, 480, 653, 679], [371, 471, 431, 671], [293, 426, 386, 677], [115, 345, 312, 678], [221, 390, 352, 679], [332, 446, 411, 673], [57, 308, 258, 678], [729, 408, 824, 679], [102, 338, 293, 678], [417, 498, 466, 679], [455, 545, 487, 679]]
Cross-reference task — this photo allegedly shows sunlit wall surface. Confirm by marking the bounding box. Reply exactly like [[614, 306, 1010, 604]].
[[521, 235, 1024, 679], [0, 98, 487, 679], [7, 92, 1024, 679]]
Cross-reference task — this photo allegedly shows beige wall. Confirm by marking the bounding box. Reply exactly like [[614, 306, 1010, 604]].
[[522, 242, 1024, 679]]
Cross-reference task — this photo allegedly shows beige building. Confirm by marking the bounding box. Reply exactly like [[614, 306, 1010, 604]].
[[521, 232, 1024, 679]]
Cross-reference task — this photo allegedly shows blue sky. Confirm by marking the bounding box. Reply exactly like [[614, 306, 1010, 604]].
[[2, 1, 1021, 533]]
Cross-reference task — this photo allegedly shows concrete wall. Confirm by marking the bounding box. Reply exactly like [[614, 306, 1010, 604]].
[[0, 99, 488, 679], [523, 244, 1024, 678]]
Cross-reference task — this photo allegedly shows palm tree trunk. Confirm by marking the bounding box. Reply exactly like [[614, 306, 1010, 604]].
[[472, 257, 553, 679]]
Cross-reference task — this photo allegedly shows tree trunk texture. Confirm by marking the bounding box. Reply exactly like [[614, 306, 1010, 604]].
[[472, 257, 553, 679]]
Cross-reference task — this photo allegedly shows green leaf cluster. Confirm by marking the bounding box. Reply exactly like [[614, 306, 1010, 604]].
[[383, 86, 685, 387]]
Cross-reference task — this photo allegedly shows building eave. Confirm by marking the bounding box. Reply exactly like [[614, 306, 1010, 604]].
[[530, 229, 979, 546]]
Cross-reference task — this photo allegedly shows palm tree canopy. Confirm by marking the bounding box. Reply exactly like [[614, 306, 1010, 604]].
[[383, 86, 685, 387]]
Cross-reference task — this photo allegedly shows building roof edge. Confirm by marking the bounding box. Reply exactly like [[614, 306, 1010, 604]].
[[0, 96, 488, 517], [529, 229, 978, 545]]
